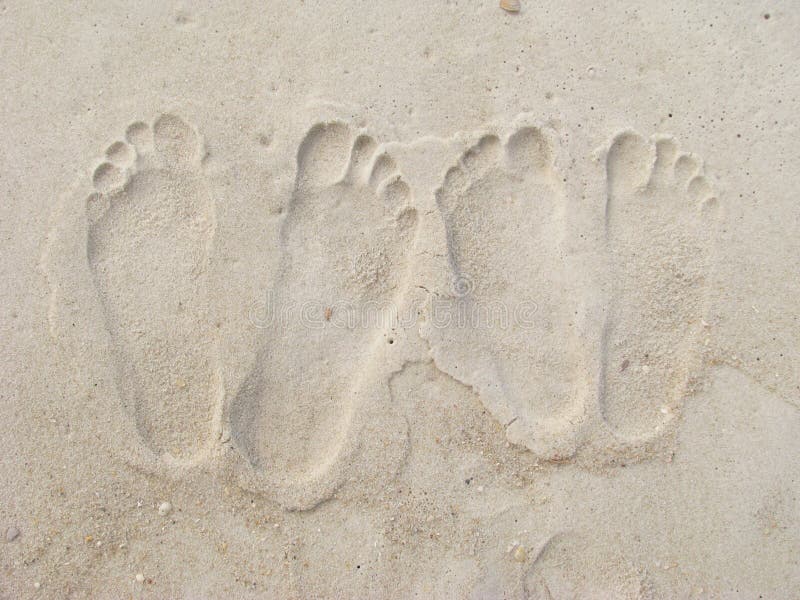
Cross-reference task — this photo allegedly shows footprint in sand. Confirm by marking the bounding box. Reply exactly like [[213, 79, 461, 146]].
[[524, 533, 651, 599], [601, 132, 719, 440], [229, 122, 418, 508], [421, 127, 593, 460], [85, 114, 221, 464]]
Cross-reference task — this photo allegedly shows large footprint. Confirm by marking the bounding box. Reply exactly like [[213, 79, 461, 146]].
[[602, 132, 719, 440], [229, 122, 418, 508], [86, 114, 221, 464], [422, 127, 593, 460]]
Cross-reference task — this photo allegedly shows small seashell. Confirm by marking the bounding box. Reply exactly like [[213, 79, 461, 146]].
[[513, 545, 527, 562], [5, 526, 20, 542], [500, 0, 520, 13]]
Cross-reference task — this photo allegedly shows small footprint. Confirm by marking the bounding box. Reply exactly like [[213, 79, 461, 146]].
[[602, 131, 719, 440], [524, 532, 651, 599], [229, 122, 418, 508], [86, 114, 221, 463], [422, 127, 592, 460]]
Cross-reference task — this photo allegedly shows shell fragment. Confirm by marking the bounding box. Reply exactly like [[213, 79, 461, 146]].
[[500, 0, 521, 13]]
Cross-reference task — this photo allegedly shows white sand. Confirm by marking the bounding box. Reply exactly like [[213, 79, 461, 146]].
[[1, 1, 798, 598]]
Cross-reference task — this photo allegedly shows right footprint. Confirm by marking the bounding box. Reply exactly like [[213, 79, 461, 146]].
[[602, 132, 719, 440], [423, 127, 593, 460], [229, 122, 418, 508]]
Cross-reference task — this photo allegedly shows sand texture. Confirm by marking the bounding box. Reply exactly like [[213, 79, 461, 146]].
[[1, 1, 799, 598]]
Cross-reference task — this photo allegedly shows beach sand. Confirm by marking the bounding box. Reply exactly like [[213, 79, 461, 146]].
[[1, 1, 798, 597]]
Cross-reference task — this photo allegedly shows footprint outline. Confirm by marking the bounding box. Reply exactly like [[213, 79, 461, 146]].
[[225, 120, 419, 510], [421, 121, 595, 461], [43, 113, 225, 476], [600, 129, 720, 443]]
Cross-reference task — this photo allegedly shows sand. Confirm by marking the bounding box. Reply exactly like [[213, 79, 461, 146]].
[[1, 1, 798, 598]]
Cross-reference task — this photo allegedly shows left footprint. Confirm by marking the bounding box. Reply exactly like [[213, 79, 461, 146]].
[[86, 114, 221, 463]]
